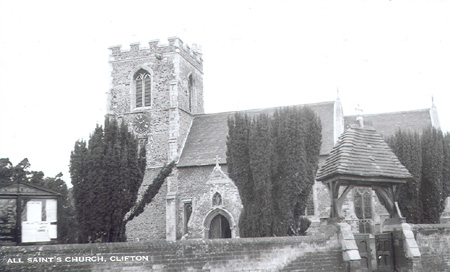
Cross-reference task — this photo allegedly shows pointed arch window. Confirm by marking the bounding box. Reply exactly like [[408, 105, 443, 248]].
[[212, 192, 222, 206], [183, 200, 192, 234], [134, 69, 151, 108], [354, 188, 372, 233]]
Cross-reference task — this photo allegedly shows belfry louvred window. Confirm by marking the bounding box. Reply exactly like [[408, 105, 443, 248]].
[[134, 69, 151, 108]]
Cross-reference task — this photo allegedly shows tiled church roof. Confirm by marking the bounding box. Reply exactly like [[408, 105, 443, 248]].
[[344, 109, 432, 137], [178, 101, 434, 168], [316, 124, 413, 184], [178, 101, 335, 167]]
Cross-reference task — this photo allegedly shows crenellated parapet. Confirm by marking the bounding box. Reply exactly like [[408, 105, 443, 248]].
[[109, 37, 203, 72]]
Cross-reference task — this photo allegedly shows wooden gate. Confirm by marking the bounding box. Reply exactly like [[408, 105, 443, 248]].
[[354, 233, 372, 272], [375, 233, 395, 271]]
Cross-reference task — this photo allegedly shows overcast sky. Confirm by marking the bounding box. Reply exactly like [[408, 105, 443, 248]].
[[1, 0, 449, 184]]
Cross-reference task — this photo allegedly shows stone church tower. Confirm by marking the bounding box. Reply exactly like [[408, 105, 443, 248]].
[[106, 37, 204, 240], [106, 37, 203, 167]]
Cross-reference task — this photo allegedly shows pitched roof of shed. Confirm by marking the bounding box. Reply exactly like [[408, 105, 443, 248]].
[[316, 124, 413, 184], [344, 109, 432, 137], [177, 101, 336, 167]]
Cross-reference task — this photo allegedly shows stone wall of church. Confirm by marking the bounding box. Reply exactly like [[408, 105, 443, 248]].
[[125, 168, 168, 241], [176, 165, 219, 239], [177, 110, 194, 159], [313, 156, 331, 220], [176, 53, 204, 115]]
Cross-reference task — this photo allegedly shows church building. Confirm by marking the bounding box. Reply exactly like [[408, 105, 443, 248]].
[[106, 38, 441, 241]]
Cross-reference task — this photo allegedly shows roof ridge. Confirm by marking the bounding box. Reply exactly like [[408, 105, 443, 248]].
[[345, 108, 430, 118], [196, 101, 336, 117]]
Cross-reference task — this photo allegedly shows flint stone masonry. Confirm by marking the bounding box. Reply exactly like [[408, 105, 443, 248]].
[[126, 168, 168, 241], [0, 225, 345, 272], [107, 37, 203, 170], [414, 224, 450, 271], [176, 165, 243, 240]]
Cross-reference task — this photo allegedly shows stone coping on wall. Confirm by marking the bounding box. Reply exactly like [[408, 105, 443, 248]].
[[0, 225, 343, 272], [412, 223, 450, 231], [0, 224, 338, 254]]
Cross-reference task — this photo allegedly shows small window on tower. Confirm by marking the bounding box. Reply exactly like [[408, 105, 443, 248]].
[[134, 69, 151, 108], [188, 74, 194, 112]]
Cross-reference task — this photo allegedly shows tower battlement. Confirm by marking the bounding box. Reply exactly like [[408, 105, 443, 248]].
[[109, 37, 203, 71]]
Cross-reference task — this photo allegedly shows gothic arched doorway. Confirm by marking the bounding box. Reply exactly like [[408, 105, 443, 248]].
[[208, 214, 231, 239]]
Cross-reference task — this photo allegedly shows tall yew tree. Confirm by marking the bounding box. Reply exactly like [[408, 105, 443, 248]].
[[420, 127, 445, 223], [227, 106, 321, 237], [386, 131, 423, 223], [70, 118, 145, 242], [386, 127, 450, 223]]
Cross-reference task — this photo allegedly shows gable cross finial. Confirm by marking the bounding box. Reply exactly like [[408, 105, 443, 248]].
[[355, 104, 364, 128], [214, 155, 221, 168], [355, 104, 363, 115]]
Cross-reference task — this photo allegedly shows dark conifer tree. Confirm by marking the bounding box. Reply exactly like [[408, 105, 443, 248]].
[[227, 113, 254, 236], [226, 106, 321, 237], [420, 127, 445, 223], [248, 113, 274, 236], [442, 133, 450, 213], [386, 127, 449, 223], [70, 118, 146, 242], [386, 130, 422, 223]]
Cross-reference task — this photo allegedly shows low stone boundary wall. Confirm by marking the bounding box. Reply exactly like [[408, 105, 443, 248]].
[[413, 223, 450, 272], [0, 225, 344, 272]]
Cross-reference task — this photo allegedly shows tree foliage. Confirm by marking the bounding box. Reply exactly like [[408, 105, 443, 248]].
[[386, 127, 450, 223], [0, 158, 78, 243], [227, 106, 322, 237], [385, 131, 423, 223], [70, 118, 146, 243]]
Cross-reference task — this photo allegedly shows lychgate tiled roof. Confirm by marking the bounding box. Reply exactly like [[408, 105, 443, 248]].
[[344, 109, 432, 137], [177, 101, 335, 167], [316, 124, 413, 184]]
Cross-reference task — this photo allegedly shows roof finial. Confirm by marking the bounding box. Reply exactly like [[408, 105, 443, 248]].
[[432, 95, 435, 107], [336, 87, 340, 100], [214, 155, 221, 169], [355, 104, 364, 128]]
